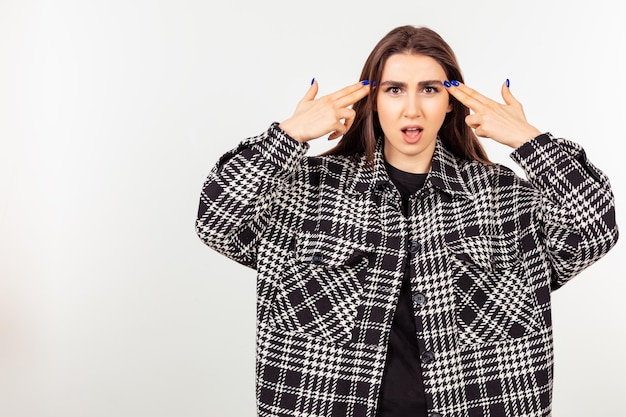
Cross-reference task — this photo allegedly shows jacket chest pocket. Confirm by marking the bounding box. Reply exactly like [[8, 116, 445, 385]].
[[445, 233, 540, 347], [271, 232, 372, 346]]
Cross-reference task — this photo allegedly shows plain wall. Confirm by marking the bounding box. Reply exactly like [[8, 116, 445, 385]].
[[1, 0, 624, 416]]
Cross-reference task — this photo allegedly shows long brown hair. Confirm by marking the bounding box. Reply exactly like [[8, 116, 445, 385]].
[[325, 25, 491, 165]]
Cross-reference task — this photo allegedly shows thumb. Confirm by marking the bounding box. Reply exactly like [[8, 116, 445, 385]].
[[301, 78, 319, 102], [501, 79, 519, 106]]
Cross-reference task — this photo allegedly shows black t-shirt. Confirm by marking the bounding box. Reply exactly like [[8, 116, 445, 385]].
[[376, 163, 428, 417]]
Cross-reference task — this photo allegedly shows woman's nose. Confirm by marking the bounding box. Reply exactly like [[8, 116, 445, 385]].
[[403, 94, 421, 118]]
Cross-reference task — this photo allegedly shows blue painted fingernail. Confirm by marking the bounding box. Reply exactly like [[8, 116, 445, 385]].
[[361, 80, 370, 85], [372, 81, 377, 87], [443, 80, 452, 88], [311, 77, 315, 85], [451, 80, 460, 87], [506, 78, 510, 88]]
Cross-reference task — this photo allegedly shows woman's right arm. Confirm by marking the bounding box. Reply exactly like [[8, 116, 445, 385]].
[[195, 123, 308, 268], [195, 80, 370, 268]]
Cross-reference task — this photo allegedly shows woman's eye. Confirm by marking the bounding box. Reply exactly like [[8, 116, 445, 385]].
[[422, 86, 439, 94], [387, 86, 402, 94]]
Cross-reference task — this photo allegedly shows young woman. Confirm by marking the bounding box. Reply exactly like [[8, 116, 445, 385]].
[[195, 25, 618, 417]]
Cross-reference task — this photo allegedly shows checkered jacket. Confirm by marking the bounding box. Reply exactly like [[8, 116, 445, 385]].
[[196, 122, 618, 417]]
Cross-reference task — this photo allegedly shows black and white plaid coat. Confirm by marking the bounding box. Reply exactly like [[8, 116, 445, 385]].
[[196, 122, 618, 417]]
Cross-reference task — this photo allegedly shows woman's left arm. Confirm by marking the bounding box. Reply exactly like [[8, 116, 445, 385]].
[[446, 80, 619, 288], [511, 133, 618, 289]]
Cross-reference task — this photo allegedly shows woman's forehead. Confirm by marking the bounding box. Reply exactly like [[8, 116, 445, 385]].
[[380, 53, 447, 80]]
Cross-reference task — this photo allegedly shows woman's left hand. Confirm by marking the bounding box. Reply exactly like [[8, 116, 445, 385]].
[[445, 80, 541, 148]]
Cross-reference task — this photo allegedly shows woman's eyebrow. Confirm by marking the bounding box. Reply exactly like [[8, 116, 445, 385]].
[[378, 80, 407, 88], [419, 80, 445, 87], [378, 80, 445, 88]]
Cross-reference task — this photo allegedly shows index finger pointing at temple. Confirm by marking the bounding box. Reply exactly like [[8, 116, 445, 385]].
[[334, 82, 371, 108], [446, 81, 489, 111]]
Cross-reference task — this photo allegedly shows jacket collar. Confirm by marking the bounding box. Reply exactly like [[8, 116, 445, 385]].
[[351, 137, 473, 200]]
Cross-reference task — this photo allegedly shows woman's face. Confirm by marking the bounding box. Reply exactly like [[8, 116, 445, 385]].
[[376, 53, 452, 173]]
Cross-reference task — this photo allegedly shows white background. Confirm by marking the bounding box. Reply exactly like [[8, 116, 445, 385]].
[[1, 1, 624, 416]]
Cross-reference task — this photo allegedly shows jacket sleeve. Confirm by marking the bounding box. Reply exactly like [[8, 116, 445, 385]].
[[510, 133, 619, 290], [195, 122, 309, 269]]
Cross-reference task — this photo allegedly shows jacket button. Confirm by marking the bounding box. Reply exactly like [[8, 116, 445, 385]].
[[412, 292, 427, 306], [311, 253, 323, 264], [409, 240, 420, 253], [421, 351, 435, 364]]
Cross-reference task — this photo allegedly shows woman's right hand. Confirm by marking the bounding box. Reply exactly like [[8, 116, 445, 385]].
[[279, 80, 371, 143]]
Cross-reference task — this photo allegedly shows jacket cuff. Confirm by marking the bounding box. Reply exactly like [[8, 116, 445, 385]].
[[510, 133, 579, 181], [216, 122, 309, 180], [510, 132, 610, 194]]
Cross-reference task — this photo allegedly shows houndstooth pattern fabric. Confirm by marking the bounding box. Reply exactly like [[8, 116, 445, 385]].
[[196, 122, 618, 417]]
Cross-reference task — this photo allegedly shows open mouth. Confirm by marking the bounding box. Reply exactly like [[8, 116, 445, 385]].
[[401, 127, 423, 142], [402, 127, 423, 138]]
